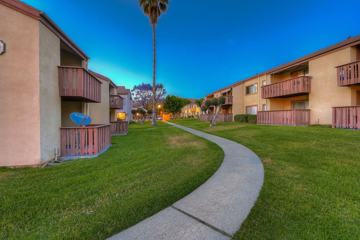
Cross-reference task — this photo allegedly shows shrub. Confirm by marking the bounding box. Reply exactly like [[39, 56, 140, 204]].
[[234, 114, 257, 124]]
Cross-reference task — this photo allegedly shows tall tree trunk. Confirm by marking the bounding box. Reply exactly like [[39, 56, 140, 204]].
[[152, 23, 157, 126]]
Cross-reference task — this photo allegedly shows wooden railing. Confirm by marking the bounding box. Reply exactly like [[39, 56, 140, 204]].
[[262, 76, 311, 99], [224, 95, 233, 105], [59, 66, 102, 103], [337, 61, 360, 86], [332, 106, 360, 129], [257, 110, 310, 126], [111, 121, 129, 135], [199, 114, 233, 122], [60, 125, 111, 159], [110, 95, 123, 109]]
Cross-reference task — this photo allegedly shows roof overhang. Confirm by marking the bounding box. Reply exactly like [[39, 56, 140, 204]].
[[0, 0, 88, 60]]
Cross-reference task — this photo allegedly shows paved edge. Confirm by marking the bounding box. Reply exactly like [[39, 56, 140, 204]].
[[108, 122, 264, 240]]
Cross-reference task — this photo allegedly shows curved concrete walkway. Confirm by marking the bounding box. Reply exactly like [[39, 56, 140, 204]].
[[109, 122, 264, 240]]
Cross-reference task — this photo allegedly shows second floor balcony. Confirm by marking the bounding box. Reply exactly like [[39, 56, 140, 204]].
[[110, 95, 123, 109], [59, 66, 102, 103], [262, 76, 311, 99], [337, 61, 360, 86], [223, 95, 233, 105]]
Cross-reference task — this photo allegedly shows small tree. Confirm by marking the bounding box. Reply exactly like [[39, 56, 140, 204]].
[[202, 96, 225, 127]]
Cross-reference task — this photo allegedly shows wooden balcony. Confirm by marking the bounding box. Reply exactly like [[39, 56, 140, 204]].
[[60, 125, 111, 159], [257, 110, 310, 126], [111, 121, 129, 136], [262, 76, 311, 99], [110, 95, 123, 109], [224, 95, 233, 105], [337, 61, 360, 86], [59, 66, 102, 103], [333, 106, 360, 129], [200, 114, 233, 122]]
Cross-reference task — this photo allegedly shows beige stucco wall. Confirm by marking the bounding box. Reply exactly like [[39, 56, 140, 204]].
[[39, 23, 61, 163], [89, 80, 110, 125], [243, 76, 267, 113], [308, 48, 353, 124], [60, 50, 83, 67], [0, 5, 41, 166], [61, 101, 83, 127], [232, 84, 244, 115]]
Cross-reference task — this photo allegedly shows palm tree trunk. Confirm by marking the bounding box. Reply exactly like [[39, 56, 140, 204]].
[[151, 23, 157, 126]]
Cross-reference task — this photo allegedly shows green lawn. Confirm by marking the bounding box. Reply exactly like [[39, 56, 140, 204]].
[[172, 119, 360, 240], [0, 122, 223, 240]]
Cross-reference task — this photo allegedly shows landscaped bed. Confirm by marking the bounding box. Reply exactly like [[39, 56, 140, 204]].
[[0, 122, 223, 239], [172, 119, 360, 240]]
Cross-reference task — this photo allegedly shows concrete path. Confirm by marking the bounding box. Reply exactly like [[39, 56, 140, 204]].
[[109, 122, 264, 240]]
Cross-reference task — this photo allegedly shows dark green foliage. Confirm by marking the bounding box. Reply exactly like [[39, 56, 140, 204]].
[[163, 95, 190, 114], [234, 114, 257, 124]]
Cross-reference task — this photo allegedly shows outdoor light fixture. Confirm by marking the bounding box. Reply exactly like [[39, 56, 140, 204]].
[[0, 40, 6, 55]]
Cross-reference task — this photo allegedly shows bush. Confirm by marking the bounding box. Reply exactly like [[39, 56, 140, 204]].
[[234, 114, 257, 124]]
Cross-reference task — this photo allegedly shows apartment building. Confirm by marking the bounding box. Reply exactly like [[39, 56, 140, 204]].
[[181, 100, 201, 118], [204, 35, 360, 128], [116, 86, 133, 122], [0, 0, 127, 167]]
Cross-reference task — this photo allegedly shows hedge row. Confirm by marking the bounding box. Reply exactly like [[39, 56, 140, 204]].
[[234, 114, 257, 124]]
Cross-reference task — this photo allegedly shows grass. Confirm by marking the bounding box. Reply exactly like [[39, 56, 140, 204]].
[[172, 119, 360, 240], [0, 122, 223, 240]]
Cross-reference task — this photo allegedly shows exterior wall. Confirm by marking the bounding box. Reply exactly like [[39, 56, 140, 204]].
[[39, 23, 61, 163], [0, 5, 41, 167], [243, 76, 267, 114], [269, 95, 309, 110], [61, 101, 82, 127], [308, 48, 353, 124], [89, 80, 110, 125], [60, 50, 83, 67], [232, 84, 245, 115]]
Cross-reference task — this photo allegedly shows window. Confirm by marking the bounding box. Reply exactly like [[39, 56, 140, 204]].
[[292, 101, 309, 110], [262, 80, 267, 86], [116, 112, 127, 121], [246, 84, 258, 95], [246, 106, 258, 115], [262, 104, 268, 111]]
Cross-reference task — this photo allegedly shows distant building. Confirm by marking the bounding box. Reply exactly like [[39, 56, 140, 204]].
[[202, 35, 360, 127], [116, 86, 133, 121], [181, 100, 201, 118]]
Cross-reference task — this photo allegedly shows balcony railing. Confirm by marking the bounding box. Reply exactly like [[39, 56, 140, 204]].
[[224, 95, 233, 105], [59, 66, 102, 103], [200, 114, 233, 122], [111, 121, 129, 136], [257, 110, 310, 126], [262, 76, 311, 99], [337, 61, 360, 86], [110, 95, 123, 109], [60, 125, 111, 159], [333, 106, 360, 129]]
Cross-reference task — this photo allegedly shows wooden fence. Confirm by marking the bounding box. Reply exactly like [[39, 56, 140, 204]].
[[60, 125, 111, 158], [332, 106, 360, 129], [257, 110, 310, 126]]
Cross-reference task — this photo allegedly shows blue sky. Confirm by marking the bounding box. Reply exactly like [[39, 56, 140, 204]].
[[24, 0, 360, 98]]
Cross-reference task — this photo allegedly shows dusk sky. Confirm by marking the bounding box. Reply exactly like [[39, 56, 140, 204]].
[[24, 0, 360, 98]]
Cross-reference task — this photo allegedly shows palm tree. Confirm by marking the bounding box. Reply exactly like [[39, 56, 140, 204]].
[[139, 0, 169, 126]]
